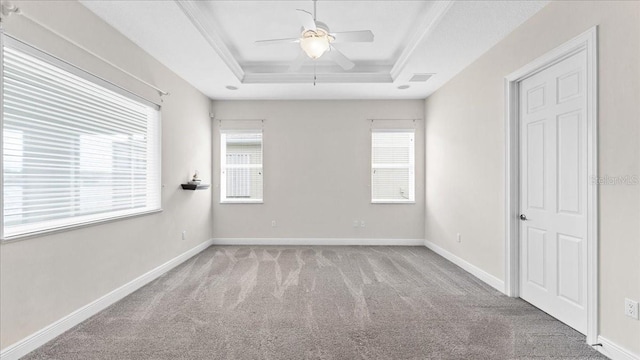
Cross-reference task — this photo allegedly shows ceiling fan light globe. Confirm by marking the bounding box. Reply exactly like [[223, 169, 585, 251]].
[[300, 32, 330, 59]]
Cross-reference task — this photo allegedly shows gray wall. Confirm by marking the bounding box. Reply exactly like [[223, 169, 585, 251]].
[[0, 1, 213, 348], [424, 1, 640, 353], [211, 100, 425, 240]]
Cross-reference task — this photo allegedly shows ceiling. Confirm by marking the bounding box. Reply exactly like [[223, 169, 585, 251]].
[[80, 0, 548, 100]]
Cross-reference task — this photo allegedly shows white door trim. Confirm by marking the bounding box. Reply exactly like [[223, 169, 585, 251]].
[[504, 26, 598, 345]]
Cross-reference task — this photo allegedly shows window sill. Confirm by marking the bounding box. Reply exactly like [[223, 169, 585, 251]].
[[1, 209, 163, 243], [371, 200, 416, 204], [220, 200, 264, 204]]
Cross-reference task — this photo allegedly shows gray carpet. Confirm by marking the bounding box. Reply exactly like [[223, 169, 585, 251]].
[[25, 246, 605, 359]]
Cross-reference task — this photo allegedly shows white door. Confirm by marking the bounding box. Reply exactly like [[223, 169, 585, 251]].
[[519, 50, 588, 333]]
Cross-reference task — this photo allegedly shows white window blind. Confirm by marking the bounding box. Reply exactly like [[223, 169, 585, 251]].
[[371, 130, 415, 203], [220, 131, 263, 203], [1, 37, 161, 240]]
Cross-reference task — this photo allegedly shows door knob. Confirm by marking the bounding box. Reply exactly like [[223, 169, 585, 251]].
[[520, 214, 528, 221]]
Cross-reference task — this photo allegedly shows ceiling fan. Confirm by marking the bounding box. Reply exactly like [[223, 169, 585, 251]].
[[255, 0, 374, 72]]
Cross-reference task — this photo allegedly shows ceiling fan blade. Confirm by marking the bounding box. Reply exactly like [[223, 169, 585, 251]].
[[255, 38, 300, 46], [296, 9, 316, 31], [288, 51, 308, 72], [327, 46, 355, 70], [331, 30, 374, 43]]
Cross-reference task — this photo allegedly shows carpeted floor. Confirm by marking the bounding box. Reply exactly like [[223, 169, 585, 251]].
[[25, 246, 605, 359]]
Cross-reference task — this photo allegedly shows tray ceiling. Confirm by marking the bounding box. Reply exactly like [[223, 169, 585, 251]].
[[80, 0, 549, 100]]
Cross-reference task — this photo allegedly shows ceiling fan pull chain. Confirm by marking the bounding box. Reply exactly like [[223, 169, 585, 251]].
[[314, 63, 317, 86]]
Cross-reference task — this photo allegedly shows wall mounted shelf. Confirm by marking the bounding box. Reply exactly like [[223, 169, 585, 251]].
[[181, 183, 210, 190]]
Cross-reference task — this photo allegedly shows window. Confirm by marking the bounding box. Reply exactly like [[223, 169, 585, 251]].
[[1, 37, 161, 240], [220, 131, 263, 203], [371, 130, 415, 203]]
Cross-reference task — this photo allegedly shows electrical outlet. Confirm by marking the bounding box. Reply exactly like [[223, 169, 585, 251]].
[[271, 220, 276, 227], [181, 230, 187, 241], [353, 220, 359, 228], [457, 233, 461, 243], [360, 220, 365, 228], [625, 298, 639, 319]]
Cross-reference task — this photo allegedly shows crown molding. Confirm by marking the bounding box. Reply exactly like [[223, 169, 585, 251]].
[[175, 0, 245, 82], [389, 0, 453, 81], [242, 63, 392, 74], [242, 72, 393, 84]]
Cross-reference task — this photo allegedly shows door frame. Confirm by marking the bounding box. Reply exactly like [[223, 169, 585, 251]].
[[503, 26, 598, 344]]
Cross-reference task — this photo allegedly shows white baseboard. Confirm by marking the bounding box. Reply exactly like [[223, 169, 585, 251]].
[[0, 239, 214, 360], [211, 238, 425, 246], [424, 239, 505, 293], [596, 336, 639, 360]]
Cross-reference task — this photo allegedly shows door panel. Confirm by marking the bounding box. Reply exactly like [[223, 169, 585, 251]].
[[526, 227, 546, 288], [527, 84, 546, 113], [519, 50, 588, 334], [557, 70, 581, 103], [526, 121, 546, 209], [557, 233, 583, 305], [557, 111, 582, 214]]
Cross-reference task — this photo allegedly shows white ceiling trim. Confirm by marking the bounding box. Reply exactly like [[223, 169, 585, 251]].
[[175, 0, 245, 81], [80, 0, 550, 99], [389, 0, 453, 81], [173, 0, 452, 85], [243, 72, 393, 84]]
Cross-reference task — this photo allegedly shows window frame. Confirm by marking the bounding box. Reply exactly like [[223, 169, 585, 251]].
[[371, 129, 416, 204], [0, 35, 162, 241], [220, 129, 264, 204]]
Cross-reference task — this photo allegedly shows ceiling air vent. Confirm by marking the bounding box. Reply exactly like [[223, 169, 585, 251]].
[[409, 73, 434, 82]]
